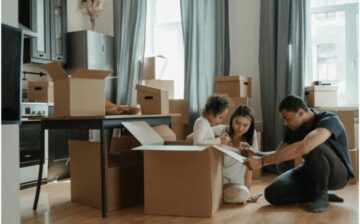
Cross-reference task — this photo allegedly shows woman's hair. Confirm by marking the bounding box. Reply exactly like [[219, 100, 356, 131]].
[[228, 106, 255, 145], [202, 95, 230, 116]]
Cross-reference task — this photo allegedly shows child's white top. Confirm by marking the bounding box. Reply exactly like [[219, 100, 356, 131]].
[[193, 116, 227, 145]]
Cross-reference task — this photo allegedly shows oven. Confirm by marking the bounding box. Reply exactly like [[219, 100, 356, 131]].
[[20, 102, 49, 188]]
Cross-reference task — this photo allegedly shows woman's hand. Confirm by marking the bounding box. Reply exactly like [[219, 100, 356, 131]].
[[238, 142, 256, 157]]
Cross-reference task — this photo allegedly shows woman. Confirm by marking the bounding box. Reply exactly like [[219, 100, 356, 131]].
[[222, 105, 260, 204]]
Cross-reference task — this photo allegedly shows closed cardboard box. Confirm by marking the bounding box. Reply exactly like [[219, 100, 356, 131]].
[[69, 140, 144, 211], [143, 79, 174, 99], [143, 56, 166, 80], [28, 81, 54, 102], [222, 97, 249, 125], [349, 148, 358, 184], [136, 84, 169, 115], [215, 76, 252, 97], [43, 62, 110, 117], [335, 110, 358, 149], [305, 85, 337, 107], [169, 99, 189, 124]]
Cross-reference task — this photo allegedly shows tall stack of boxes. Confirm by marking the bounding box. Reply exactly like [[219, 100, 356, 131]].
[[142, 56, 175, 99], [215, 75, 262, 179], [316, 108, 359, 184]]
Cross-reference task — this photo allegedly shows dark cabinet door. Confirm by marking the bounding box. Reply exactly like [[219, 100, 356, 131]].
[[50, 0, 67, 63], [19, 0, 67, 64]]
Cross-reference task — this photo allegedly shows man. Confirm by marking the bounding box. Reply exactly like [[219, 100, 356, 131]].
[[243, 95, 354, 213]]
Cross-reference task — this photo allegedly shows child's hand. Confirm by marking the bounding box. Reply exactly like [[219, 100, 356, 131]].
[[219, 135, 230, 145], [238, 142, 256, 157]]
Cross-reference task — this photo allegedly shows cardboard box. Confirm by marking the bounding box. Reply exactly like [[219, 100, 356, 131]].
[[43, 62, 110, 117], [349, 148, 358, 184], [69, 140, 144, 211], [169, 99, 189, 124], [305, 85, 337, 107], [28, 81, 54, 102], [314, 108, 358, 149], [124, 121, 246, 217], [222, 97, 249, 125], [143, 79, 174, 99], [143, 56, 166, 80], [136, 84, 169, 115], [215, 76, 252, 97], [253, 131, 262, 179], [171, 123, 191, 141]]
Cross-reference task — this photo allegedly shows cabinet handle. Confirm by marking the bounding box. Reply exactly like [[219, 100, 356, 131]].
[[57, 57, 62, 60], [39, 54, 44, 57]]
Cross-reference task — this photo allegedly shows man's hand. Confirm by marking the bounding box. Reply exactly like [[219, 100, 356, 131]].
[[244, 156, 262, 171]]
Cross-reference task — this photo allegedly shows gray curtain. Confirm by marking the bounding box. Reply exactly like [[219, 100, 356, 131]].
[[180, 0, 230, 126], [259, 0, 306, 153], [113, 0, 147, 105]]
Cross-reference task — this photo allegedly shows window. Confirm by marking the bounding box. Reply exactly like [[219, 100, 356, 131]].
[[306, 0, 359, 106], [145, 0, 184, 99]]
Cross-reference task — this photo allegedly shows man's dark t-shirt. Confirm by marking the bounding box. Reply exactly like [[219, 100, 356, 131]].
[[283, 109, 354, 179]]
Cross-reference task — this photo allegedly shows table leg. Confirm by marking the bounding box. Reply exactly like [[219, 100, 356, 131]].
[[33, 125, 45, 210], [100, 127, 107, 217]]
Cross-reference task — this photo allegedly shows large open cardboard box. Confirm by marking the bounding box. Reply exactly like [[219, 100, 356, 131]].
[[43, 62, 110, 117], [215, 76, 252, 97], [123, 121, 247, 217], [69, 140, 144, 211]]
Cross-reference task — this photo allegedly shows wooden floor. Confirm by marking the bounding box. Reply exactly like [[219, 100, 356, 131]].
[[20, 174, 359, 224]]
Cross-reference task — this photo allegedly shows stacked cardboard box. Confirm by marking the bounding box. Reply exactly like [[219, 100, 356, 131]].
[[142, 56, 175, 99], [136, 84, 169, 115], [305, 85, 338, 107], [28, 81, 54, 103], [169, 99, 191, 140], [215, 76, 252, 125], [349, 148, 358, 184]]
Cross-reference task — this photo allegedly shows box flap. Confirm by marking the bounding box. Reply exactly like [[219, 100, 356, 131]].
[[136, 84, 163, 94], [122, 121, 165, 145], [72, 69, 110, 79], [212, 145, 246, 163], [43, 62, 69, 81], [133, 145, 208, 151], [215, 75, 249, 82], [152, 125, 176, 141]]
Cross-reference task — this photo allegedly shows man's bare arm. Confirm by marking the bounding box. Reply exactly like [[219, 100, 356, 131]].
[[263, 128, 331, 166]]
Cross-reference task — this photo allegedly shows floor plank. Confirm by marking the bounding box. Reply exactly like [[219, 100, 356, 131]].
[[20, 174, 359, 224]]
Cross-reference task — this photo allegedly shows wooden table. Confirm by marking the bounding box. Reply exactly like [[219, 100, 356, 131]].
[[32, 114, 175, 217]]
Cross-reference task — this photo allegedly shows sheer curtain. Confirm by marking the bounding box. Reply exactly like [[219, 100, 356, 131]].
[[113, 0, 147, 104], [180, 0, 230, 126]]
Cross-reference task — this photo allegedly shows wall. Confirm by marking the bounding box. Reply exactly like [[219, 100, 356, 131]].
[[1, 0, 21, 223], [67, 0, 114, 36], [2, 0, 18, 27], [228, 0, 262, 122]]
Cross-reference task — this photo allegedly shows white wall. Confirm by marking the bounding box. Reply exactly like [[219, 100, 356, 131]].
[[2, 0, 18, 27], [67, 0, 114, 36], [228, 0, 262, 122]]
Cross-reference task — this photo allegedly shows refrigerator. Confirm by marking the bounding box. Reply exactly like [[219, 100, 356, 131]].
[[66, 30, 115, 102]]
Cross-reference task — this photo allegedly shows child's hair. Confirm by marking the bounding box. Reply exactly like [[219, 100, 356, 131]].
[[228, 106, 255, 145], [202, 95, 230, 116]]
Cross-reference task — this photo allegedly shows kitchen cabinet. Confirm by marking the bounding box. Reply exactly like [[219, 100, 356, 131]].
[[19, 0, 67, 64]]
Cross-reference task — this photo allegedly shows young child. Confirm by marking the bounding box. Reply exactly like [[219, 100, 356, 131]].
[[193, 95, 230, 145]]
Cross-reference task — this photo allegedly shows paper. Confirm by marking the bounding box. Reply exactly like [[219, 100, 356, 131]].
[[212, 144, 247, 163]]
